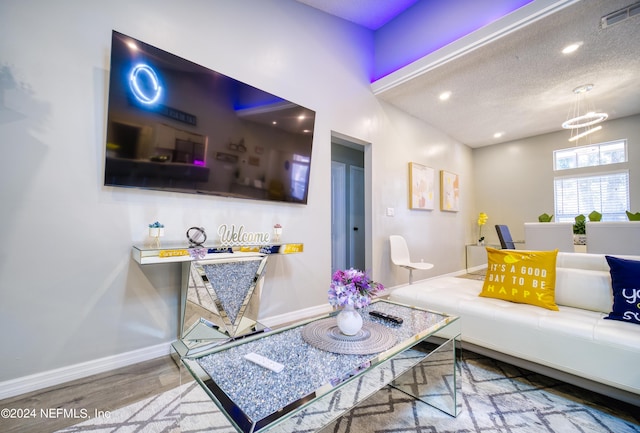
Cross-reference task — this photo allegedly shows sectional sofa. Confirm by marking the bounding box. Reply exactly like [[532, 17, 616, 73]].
[[388, 250, 640, 406]]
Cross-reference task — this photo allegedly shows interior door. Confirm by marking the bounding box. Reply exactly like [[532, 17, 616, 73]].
[[331, 161, 347, 272], [349, 166, 365, 270]]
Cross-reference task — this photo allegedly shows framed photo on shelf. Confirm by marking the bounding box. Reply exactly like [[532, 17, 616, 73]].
[[440, 170, 460, 212], [408, 162, 435, 210]]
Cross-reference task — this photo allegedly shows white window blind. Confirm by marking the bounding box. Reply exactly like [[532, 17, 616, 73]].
[[554, 171, 630, 222]]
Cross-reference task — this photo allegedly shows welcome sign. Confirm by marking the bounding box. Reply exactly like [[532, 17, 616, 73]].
[[217, 224, 270, 246]]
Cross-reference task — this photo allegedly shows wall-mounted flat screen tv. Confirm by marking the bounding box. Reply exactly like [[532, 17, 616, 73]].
[[104, 31, 315, 204]]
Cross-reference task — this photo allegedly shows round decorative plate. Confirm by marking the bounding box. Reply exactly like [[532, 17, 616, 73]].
[[301, 318, 397, 355], [186, 226, 207, 246]]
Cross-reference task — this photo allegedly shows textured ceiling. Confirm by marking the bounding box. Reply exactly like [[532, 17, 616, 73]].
[[297, 0, 640, 147]]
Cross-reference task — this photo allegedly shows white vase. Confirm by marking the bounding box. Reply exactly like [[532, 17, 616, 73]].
[[149, 227, 165, 237], [336, 304, 363, 335], [573, 234, 587, 245], [273, 227, 282, 242]]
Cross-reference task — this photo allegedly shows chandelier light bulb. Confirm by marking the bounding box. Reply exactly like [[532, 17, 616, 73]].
[[568, 125, 602, 142], [562, 111, 609, 129]]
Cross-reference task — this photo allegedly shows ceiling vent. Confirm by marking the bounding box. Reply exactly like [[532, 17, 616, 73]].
[[601, 1, 640, 28]]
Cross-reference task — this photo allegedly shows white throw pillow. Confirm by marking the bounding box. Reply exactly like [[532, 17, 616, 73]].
[[555, 268, 612, 313]]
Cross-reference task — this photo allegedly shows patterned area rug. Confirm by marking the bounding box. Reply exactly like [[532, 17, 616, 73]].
[[56, 349, 639, 433]]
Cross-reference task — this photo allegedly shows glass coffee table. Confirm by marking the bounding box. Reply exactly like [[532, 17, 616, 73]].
[[179, 299, 460, 433]]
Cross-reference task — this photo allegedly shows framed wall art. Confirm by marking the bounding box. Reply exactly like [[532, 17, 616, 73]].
[[408, 162, 435, 210], [440, 170, 460, 212]]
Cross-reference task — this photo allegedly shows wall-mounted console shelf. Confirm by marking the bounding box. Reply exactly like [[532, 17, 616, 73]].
[[132, 242, 304, 265], [132, 242, 304, 357]]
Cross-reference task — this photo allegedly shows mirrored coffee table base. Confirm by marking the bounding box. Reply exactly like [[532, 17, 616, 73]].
[[177, 300, 461, 433]]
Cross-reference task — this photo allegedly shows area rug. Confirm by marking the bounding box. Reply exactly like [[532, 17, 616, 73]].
[[56, 350, 639, 433]]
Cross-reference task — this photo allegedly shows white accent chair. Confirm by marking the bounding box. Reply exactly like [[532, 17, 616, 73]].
[[586, 221, 640, 255], [389, 235, 433, 284], [524, 222, 574, 252]]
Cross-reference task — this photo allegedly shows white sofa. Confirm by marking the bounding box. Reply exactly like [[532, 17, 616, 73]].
[[388, 252, 640, 405]]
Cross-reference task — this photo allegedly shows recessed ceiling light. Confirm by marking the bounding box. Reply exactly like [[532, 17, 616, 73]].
[[493, 132, 504, 139], [439, 91, 451, 101], [562, 42, 582, 54]]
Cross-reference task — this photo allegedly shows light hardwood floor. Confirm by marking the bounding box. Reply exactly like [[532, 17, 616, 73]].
[[0, 355, 190, 433]]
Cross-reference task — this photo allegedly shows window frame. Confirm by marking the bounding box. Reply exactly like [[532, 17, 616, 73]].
[[553, 139, 630, 223], [553, 139, 627, 171]]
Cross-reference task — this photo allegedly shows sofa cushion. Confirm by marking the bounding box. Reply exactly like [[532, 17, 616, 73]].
[[556, 252, 610, 271], [480, 248, 559, 311], [555, 268, 612, 313], [605, 256, 640, 325]]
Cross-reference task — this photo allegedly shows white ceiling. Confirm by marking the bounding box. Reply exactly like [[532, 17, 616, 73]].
[[296, 0, 640, 147]]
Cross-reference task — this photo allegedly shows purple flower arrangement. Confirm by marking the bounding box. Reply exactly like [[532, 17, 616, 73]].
[[328, 268, 383, 309]]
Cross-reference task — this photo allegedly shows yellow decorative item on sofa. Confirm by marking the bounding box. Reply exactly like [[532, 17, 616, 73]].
[[480, 247, 559, 310]]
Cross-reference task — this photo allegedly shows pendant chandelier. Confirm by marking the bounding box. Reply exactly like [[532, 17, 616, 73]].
[[561, 84, 608, 143]]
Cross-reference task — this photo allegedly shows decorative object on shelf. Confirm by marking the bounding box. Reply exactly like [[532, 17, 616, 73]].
[[217, 224, 270, 246], [538, 213, 553, 222], [588, 210, 602, 221], [573, 214, 587, 245], [186, 226, 207, 246], [573, 214, 586, 234], [188, 247, 207, 260], [477, 212, 488, 245], [627, 211, 640, 221], [272, 223, 282, 242], [408, 162, 435, 210], [328, 268, 383, 336], [561, 84, 608, 143], [148, 221, 164, 247], [440, 170, 460, 212], [335, 304, 363, 336]]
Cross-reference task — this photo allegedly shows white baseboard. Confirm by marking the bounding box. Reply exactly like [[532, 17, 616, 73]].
[[0, 342, 172, 401]]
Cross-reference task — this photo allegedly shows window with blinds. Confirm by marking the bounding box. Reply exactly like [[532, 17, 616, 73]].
[[554, 171, 630, 222], [553, 140, 629, 222], [554, 139, 627, 170]]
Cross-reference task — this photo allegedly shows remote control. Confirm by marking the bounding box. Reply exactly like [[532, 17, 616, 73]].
[[369, 310, 403, 324], [243, 352, 285, 373], [231, 327, 271, 341]]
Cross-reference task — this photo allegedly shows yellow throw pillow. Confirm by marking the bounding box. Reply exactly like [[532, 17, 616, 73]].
[[480, 248, 559, 311]]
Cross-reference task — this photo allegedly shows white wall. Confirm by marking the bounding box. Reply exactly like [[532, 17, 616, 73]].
[[473, 114, 640, 245], [0, 0, 473, 384]]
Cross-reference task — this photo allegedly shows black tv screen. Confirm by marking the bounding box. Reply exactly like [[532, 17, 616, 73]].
[[104, 31, 315, 204]]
